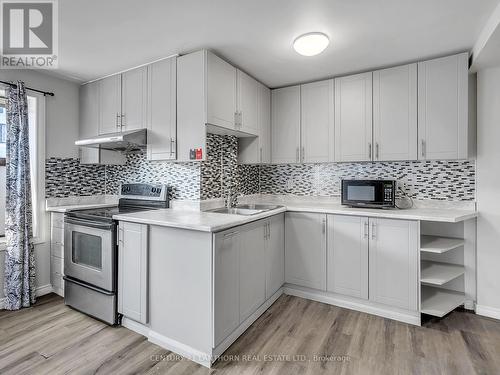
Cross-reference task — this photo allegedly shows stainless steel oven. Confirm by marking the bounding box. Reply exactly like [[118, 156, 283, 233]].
[[64, 218, 116, 292], [63, 183, 170, 325]]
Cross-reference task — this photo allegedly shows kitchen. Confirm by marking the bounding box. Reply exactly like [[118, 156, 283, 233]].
[[1, 1, 500, 374]]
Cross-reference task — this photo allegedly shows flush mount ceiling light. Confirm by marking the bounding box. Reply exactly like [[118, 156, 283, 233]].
[[293, 32, 330, 56]]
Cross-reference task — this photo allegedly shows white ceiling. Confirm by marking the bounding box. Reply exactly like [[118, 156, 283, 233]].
[[59, 0, 499, 87]]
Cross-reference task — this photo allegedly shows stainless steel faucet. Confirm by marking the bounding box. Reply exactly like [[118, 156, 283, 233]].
[[226, 188, 237, 208]]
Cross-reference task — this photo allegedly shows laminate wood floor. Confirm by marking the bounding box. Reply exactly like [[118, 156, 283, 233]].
[[1, 293, 500, 375]]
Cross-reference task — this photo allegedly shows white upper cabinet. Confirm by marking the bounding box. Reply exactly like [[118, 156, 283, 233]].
[[271, 85, 301, 164], [327, 215, 369, 299], [121, 66, 148, 131], [238, 83, 271, 164], [301, 79, 335, 163], [207, 51, 237, 130], [373, 64, 417, 161], [369, 218, 418, 311], [237, 70, 260, 135], [334, 72, 373, 162], [147, 57, 177, 160], [98, 74, 121, 135], [418, 53, 469, 160], [79, 82, 125, 165]]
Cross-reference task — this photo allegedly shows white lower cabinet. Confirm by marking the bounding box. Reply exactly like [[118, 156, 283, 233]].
[[214, 228, 240, 347], [118, 222, 149, 324], [368, 218, 419, 311], [239, 220, 266, 323], [327, 215, 369, 299], [285, 212, 327, 290], [266, 214, 285, 299], [213, 214, 285, 347]]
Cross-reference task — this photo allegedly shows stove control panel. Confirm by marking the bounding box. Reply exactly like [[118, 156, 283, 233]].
[[119, 183, 169, 201]]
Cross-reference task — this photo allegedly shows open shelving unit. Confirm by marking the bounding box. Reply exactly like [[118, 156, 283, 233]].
[[419, 224, 471, 318]]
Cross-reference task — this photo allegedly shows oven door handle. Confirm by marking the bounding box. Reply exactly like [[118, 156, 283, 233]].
[[63, 276, 115, 296], [64, 217, 115, 230]]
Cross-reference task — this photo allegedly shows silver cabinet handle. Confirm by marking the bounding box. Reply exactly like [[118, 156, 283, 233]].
[[116, 113, 120, 128], [268, 223, 271, 240], [368, 142, 372, 160], [322, 218, 326, 234], [364, 221, 369, 239], [376, 143, 379, 160], [301, 146, 305, 162], [371, 222, 376, 240], [234, 112, 238, 127], [296, 147, 299, 163], [170, 138, 176, 156], [239, 111, 242, 127], [120, 114, 125, 129], [421, 139, 425, 158], [260, 147, 263, 163]]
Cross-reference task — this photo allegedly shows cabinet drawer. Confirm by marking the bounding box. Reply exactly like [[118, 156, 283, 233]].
[[51, 213, 65, 229], [51, 226, 64, 246], [51, 242, 64, 258]]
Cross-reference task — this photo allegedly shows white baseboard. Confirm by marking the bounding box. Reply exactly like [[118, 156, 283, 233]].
[[0, 283, 54, 310], [148, 331, 213, 368], [284, 285, 421, 326], [122, 317, 151, 337], [476, 304, 500, 320], [35, 284, 54, 297]]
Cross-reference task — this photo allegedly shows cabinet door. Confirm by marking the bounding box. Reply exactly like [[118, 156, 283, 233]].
[[418, 53, 468, 160], [266, 214, 285, 299], [118, 222, 148, 324], [214, 229, 240, 346], [121, 66, 148, 131], [79, 82, 100, 164], [369, 218, 418, 311], [373, 64, 417, 161], [239, 221, 266, 323], [271, 86, 301, 163], [327, 215, 368, 299], [259, 84, 271, 164], [334, 72, 373, 162], [207, 52, 237, 130], [147, 57, 177, 160], [285, 212, 327, 290], [237, 70, 259, 135], [98, 74, 121, 135], [238, 83, 271, 164], [301, 79, 335, 162]]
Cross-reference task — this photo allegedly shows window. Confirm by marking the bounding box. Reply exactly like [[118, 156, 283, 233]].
[[0, 87, 45, 240]]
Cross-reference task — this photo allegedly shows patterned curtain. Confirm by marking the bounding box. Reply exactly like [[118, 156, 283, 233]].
[[3, 81, 36, 310]]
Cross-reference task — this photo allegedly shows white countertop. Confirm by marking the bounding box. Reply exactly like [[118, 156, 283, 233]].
[[113, 195, 477, 232], [114, 207, 288, 232], [46, 195, 119, 213]]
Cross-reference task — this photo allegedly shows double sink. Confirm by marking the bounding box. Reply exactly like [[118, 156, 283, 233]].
[[206, 204, 281, 216]]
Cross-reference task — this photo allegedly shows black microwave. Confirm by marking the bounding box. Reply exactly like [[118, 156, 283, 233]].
[[341, 179, 396, 208]]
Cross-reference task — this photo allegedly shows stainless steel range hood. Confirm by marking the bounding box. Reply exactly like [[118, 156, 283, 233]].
[[75, 129, 147, 152]]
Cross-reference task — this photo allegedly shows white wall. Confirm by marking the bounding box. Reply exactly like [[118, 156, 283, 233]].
[[476, 66, 500, 317], [0, 70, 80, 158]]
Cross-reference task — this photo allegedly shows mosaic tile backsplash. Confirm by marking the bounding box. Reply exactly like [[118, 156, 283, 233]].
[[46, 134, 476, 202]]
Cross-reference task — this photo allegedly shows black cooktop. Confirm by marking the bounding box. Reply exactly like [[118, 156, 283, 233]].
[[66, 205, 158, 222]]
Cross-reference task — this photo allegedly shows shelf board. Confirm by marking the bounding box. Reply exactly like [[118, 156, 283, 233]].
[[420, 235, 465, 254], [421, 286, 465, 317], [420, 261, 465, 286]]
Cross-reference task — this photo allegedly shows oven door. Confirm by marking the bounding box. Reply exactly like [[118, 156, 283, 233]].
[[64, 217, 116, 292]]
